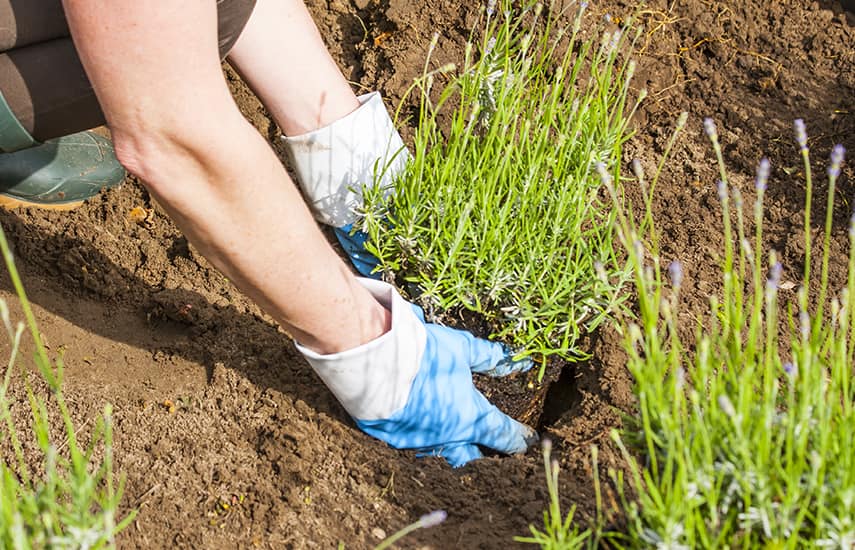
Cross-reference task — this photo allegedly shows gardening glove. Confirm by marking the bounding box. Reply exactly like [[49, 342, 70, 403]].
[[283, 92, 409, 278], [295, 278, 538, 467]]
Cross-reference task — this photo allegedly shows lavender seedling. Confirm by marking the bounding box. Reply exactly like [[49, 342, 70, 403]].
[[608, 115, 855, 547], [0, 223, 134, 548], [374, 510, 447, 550], [364, 0, 640, 362]]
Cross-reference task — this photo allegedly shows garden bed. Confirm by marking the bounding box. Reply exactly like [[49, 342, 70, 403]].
[[0, 0, 852, 547]]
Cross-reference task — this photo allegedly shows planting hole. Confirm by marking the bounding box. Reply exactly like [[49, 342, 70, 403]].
[[535, 361, 582, 431]]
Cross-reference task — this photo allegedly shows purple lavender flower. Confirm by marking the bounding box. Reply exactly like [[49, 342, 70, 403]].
[[828, 144, 845, 179], [580, 1, 588, 9], [419, 510, 448, 528], [486, 0, 496, 16], [766, 261, 782, 292], [703, 117, 718, 140], [850, 212, 855, 239], [716, 180, 727, 201], [783, 362, 796, 377], [609, 30, 622, 52], [755, 158, 770, 192], [668, 260, 683, 289], [794, 119, 808, 152]]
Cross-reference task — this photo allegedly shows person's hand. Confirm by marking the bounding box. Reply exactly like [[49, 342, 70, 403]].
[[283, 91, 408, 279], [296, 279, 538, 467]]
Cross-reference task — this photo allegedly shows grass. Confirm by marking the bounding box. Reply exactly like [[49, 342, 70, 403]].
[[362, 0, 640, 361], [0, 225, 133, 548], [596, 118, 853, 547]]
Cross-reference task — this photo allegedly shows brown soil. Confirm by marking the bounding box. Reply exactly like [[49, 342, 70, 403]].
[[0, 0, 852, 548]]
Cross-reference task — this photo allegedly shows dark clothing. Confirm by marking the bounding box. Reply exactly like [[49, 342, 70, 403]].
[[0, 0, 257, 141]]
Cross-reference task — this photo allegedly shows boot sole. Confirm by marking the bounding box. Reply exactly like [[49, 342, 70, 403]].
[[0, 194, 84, 211]]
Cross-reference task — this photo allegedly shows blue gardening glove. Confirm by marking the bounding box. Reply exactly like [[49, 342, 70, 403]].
[[282, 92, 408, 279], [295, 279, 538, 467], [334, 223, 380, 279]]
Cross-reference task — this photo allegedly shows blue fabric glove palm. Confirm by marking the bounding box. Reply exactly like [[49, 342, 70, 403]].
[[295, 279, 537, 467], [334, 223, 380, 279], [357, 318, 538, 467]]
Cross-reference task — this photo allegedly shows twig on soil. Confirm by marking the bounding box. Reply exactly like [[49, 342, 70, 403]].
[[56, 415, 93, 454], [132, 482, 161, 508]]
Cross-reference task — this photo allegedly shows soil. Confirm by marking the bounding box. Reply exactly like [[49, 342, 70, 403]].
[[0, 0, 852, 548]]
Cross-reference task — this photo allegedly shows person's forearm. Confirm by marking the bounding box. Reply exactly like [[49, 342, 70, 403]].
[[132, 115, 391, 353], [62, 0, 390, 353], [226, 0, 359, 136]]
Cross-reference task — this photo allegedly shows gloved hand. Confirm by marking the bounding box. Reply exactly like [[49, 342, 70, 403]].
[[283, 92, 408, 279], [295, 279, 538, 467], [333, 223, 379, 278]]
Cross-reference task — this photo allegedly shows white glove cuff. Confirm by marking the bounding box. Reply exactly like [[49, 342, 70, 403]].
[[295, 278, 426, 420], [283, 92, 410, 227]]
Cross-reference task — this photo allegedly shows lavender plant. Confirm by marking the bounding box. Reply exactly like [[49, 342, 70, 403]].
[[604, 117, 853, 547], [0, 224, 133, 548], [373, 510, 447, 550], [362, 0, 639, 361], [516, 440, 598, 549]]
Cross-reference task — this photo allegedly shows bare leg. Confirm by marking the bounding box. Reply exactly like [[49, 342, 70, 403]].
[[225, 0, 359, 136], [61, 0, 389, 354]]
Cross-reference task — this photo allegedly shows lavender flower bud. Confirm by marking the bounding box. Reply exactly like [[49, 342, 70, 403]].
[[604, 13, 612, 23], [732, 187, 743, 210], [668, 260, 683, 289], [829, 144, 845, 179], [766, 261, 782, 293], [703, 117, 718, 140], [542, 437, 553, 454], [484, 36, 497, 56], [595, 162, 612, 185], [632, 159, 644, 181], [717, 394, 736, 418], [675, 367, 686, 390], [849, 212, 855, 239], [783, 362, 796, 377], [575, 3, 587, 32], [626, 59, 636, 81], [428, 32, 440, 57], [594, 261, 609, 284], [486, 0, 496, 16], [755, 158, 770, 192], [716, 180, 727, 201], [740, 238, 754, 261], [628, 322, 643, 344], [419, 510, 448, 529], [632, 239, 644, 261], [609, 30, 622, 52], [794, 119, 808, 152], [799, 310, 810, 340], [676, 111, 689, 130]]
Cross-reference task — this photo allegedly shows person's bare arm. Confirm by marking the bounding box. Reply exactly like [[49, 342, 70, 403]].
[[60, 0, 389, 353]]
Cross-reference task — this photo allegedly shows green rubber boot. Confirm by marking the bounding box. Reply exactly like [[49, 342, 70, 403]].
[[0, 93, 125, 210]]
